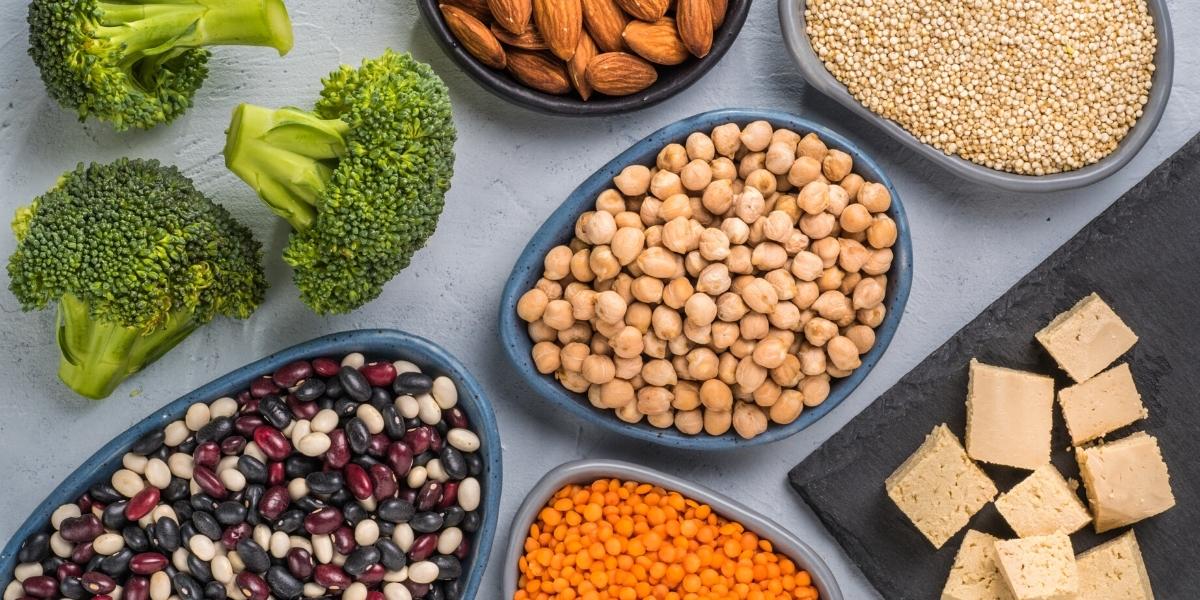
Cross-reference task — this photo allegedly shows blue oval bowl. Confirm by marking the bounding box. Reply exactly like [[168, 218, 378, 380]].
[[0, 329, 503, 599], [499, 108, 913, 450]]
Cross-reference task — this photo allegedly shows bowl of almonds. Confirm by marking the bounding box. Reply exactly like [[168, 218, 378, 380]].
[[498, 109, 912, 448], [418, 0, 750, 114]]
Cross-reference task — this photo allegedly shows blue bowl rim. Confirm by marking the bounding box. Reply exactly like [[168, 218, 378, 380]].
[[498, 107, 914, 450], [0, 329, 503, 600]]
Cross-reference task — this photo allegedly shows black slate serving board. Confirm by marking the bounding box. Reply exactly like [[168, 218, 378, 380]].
[[789, 134, 1200, 599]]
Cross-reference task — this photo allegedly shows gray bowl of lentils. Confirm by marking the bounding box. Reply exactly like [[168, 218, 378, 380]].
[[779, 0, 1174, 192]]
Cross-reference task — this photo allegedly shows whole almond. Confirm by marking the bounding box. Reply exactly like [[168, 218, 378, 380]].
[[442, 0, 492, 22], [567, 32, 599, 100], [614, 0, 668, 22], [442, 4, 508, 69], [623, 18, 688, 65], [676, 0, 713, 58], [581, 0, 628, 52], [710, 0, 728, 29], [489, 0, 532, 34], [491, 22, 549, 49], [586, 52, 658, 96], [507, 49, 572, 94], [534, 0, 583, 60]]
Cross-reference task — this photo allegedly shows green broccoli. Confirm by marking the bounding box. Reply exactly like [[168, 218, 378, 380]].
[[28, 0, 294, 130], [223, 50, 457, 314], [7, 159, 267, 399]]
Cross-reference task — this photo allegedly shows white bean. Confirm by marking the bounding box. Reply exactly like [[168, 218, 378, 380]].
[[220, 468, 247, 493], [209, 397, 238, 418], [382, 568, 408, 583], [211, 555, 233, 583], [288, 478, 310, 501], [289, 420, 312, 444], [122, 453, 149, 474], [242, 442, 266, 464], [341, 353, 365, 368], [50, 532, 74, 558], [343, 583, 368, 600], [416, 395, 441, 425], [406, 466, 428, 489], [185, 403, 211, 431], [216, 456, 239, 474], [425, 459, 448, 483], [297, 432, 331, 457], [252, 525, 271, 550], [163, 421, 190, 446], [4, 581, 24, 600], [392, 524, 415, 552], [392, 361, 420, 375], [190, 535, 216, 561], [289, 536, 312, 554], [302, 583, 326, 598], [172, 547, 191, 573], [446, 429, 480, 453], [310, 410, 339, 434], [112, 469, 145, 497], [354, 519, 380, 547], [383, 583, 413, 600], [269, 531, 290, 558], [145, 458, 172, 488], [395, 396, 420, 420], [150, 505, 177, 523], [167, 453, 193, 480], [13, 562, 42, 582], [312, 535, 333, 564], [356, 404, 385, 435], [458, 477, 481, 511], [436, 527, 462, 555], [407, 561, 439, 585], [51, 504, 80, 529], [431, 377, 458, 409], [227, 550, 245, 573], [93, 533, 125, 555], [150, 572, 171, 600]]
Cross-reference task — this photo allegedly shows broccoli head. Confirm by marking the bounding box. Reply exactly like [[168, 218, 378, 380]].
[[28, 0, 294, 130], [223, 50, 457, 314], [7, 159, 267, 399]]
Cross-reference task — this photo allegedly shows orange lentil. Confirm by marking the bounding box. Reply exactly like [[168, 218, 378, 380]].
[[514, 479, 820, 600]]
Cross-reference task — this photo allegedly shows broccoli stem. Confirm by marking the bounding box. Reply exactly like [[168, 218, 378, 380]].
[[224, 103, 350, 231], [55, 293, 201, 400], [96, 0, 294, 63]]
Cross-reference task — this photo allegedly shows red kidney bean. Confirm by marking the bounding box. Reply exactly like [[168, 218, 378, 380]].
[[453, 539, 470, 560], [236, 390, 252, 405], [60, 515, 103, 543], [124, 488, 160, 521], [403, 582, 430, 598], [332, 527, 355, 555], [356, 564, 386, 585], [366, 592, 385, 600], [129, 552, 168, 575], [403, 427, 432, 455], [286, 395, 318, 420], [360, 362, 396, 387], [273, 361, 313, 388], [124, 576, 149, 600], [312, 565, 350, 591], [438, 481, 460, 509], [429, 428, 444, 452], [253, 426, 292, 461], [407, 534, 437, 562], [235, 571, 269, 600], [303, 507, 343, 535], [22, 576, 58, 598], [344, 464, 373, 500], [258, 486, 289, 520], [81, 572, 116, 594], [326, 430, 350, 469], [416, 482, 442, 512], [93, 594, 113, 600], [70, 541, 95, 564], [312, 357, 340, 378], [241, 397, 260, 415], [285, 548, 314, 580], [367, 434, 389, 457], [221, 435, 247, 455], [191, 465, 228, 499], [386, 442, 413, 477], [222, 523, 252, 547], [369, 464, 398, 500], [234, 415, 266, 438], [445, 407, 469, 429], [398, 488, 418, 504], [193, 441, 220, 468], [267, 461, 285, 486], [57, 562, 83, 580], [249, 376, 279, 398]]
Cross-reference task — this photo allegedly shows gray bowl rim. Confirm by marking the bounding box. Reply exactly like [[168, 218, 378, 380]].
[[500, 458, 845, 599], [416, 0, 752, 116], [498, 107, 913, 450], [0, 329, 503, 600], [778, 0, 1175, 193]]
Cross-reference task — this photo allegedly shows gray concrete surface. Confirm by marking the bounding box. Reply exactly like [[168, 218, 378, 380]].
[[0, 0, 1196, 597]]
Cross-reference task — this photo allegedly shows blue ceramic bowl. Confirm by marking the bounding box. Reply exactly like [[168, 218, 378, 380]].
[[499, 108, 913, 450], [0, 329, 503, 599]]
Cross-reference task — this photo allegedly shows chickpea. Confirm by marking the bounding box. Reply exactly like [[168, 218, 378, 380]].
[[863, 248, 894, 276], [685, 132, 716, 161], [826, 335, 861, 371], [543, 299, 576, 331], [567, 290, 596, 321], [753, 379, 781, 407], [765, 302, 799, 331], [839, 203, 872, 234], [675, 349, 716, 382], [597, 379, 635, 409], [710, 157, 737, 181], [614, 211, 642, 229], [683, 320, 712, 345], [858, 182, 892, 213], [717, 351, 739, 384], [674, 409, 704, 435], [680, 160, 713, 191], [645, 410, 673, 429], [702, 179, 734, 215], [589, 290, 624, 324], [640, 332, 666, 359], [714, 292, 746, 322], [812, 290, 852, 322], [639, 197, 664, 226], [821, 149, 853, 182], [793, 281, 820, 310], [752, 337, 788, 369], [609, 227, 646, 266], [636, 386, 674, 416], [741, 278, 779, 314], [838, 238, 870, 273], [577, 354, 615, 384], [867, 215, 898, 249], [761, 211, 793, 243], [799, 212, 836, 239], [735, 356, 768, 391], [656, 143, 688, 173], [765, 141, 796, 175], [613, 165, 651, 196], [797, 181, 830, 215], [591, 335, 612, 355], [531, 341, 562, 374], [640, 359, 677, 387], [734, 121, 768, 152], [701, 322, 735, 351], [711, 123, 742, 157], [696, 228, 731, 262], [643, 224, 663, 248], [803, 316, 838, 347], [615, 401, 643, 424], [797, 133, 828, 161], [726, 245, 753, 274], [751, 242, 788, 271], [635, 247, 678, 279], [595, 189, 625, 214], [769, 355, 802, 388], [582, 210, 616, 245], [610, 326, 644, 358], [626, 302, 652, 332], [816, 266, 844, 292], [747, 216, 767, 245], [560, 370, 590, 393], [764, 269, 797, 301], [673, 381, 701, 410], [783, 230, 809, 256], [589, 246, 621, 281], [789, 251, 822, 282], [770, 390, 804, 424], [614, 356, 644, 380], [657, 194, 691, 221], [786, 156, 822, 189], [835, 172, 862, 199], [733, 186, 765, 223], [661, 277, 694, 310], [839, 271, 863, 296], [528, 320, 557, 343], [827, 184, 850, 216], [703, 409, 732, 436], [857, 303, 887, 328], [557, 322, 589, 344], [843, 324, 876, 354], [727, 402, 766, 439], [544, 245, 572, 280], [534, 278, 563, 301], [667, 334, 692, 357], [798, 343, 827, 376], [623, 276, 659, 305], [516, 288, 549, 322], [852, 277, 885, 310], [649, 170, 683, 200], [613, 273, 635, 303], [699, 379, 733, 411], [808, 236, 837, 268], [739, 313, 770, 342], [745, 169, 777, 197], [720, 218, 750, 246], [570, 249, 595, 282]]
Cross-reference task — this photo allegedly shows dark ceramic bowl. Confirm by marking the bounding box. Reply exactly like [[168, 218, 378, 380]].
[[498, 108, 913, 450], [417, 0, 751, 115], [0, 330, 503, 599]]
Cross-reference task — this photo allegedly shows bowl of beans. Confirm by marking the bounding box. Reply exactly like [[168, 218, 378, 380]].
[[779, 0, 1173, 192], [0, 329, 501, 600], [499, 108, 912, 449], [501, 459, 842, 599]]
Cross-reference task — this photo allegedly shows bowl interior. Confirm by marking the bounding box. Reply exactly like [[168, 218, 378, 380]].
[[778, 0, 1174, 192], [417, 0, 752, 115], [0, 329, 503, 600], [501, 459, 844, 599], [498, 108, 913, 449]]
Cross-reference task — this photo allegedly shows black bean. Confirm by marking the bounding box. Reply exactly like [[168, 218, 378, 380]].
[[203, 580, 226, 600], [293, 496, 325, 512], [393, 372, 433, 396], [462, 511, 481, 534], [85, 554, 105, 572], [100, 548, 134, 577], [238, 456, 268, 484], [338, 367, 371, 403], [440, 507, 465, 529], [344, 503, 369, 526], [155, 517, 181, 552], [89, 482, 123, 504], [273, 509, 305, 534], [172, 573, 204, 600], [285, 455, 322, 479], [378, 521, 395, 537], [238, 539, 271, 573], [403, 582, 430, 598], [293, 379, 326, 403], [305, 471, 344, 496], [163, 477, 190, 503], [328, 489, 353, 508], [101, 501, 130, 530], [342, 546, 380, 577], [191, 494, 218, 513], [123, 526, 151, 553], [332, 398, 358, 418], [404, 417, 422, 430], [413, 451, 435, 468], [464, 452, 483, 478], [368, 387, 392, 412], [427, 583, 445, 600], [259, 395, 293, 429], [266, 566, 303, 599], [316, 397, 334, 411], [173, 439, 194, 455], [435, 421, 449, 436], [377, 499, 415, 523], [131, 430, 165, 455], [440, 447, 468, 481], [444, 578, 464, 600], [194, 510, 223, 540], [430, 555, 461, 580], [165, 565, 180, 579], [213, 501, 247, 527], [40, 557, 64, 574], [18, 532, 50, 563], [179, 521, 199, 543], [324, 377, 345, 400], [410, 512, 444, 533], [345, 418, 370, 455], [172, 501, 194, 523], [60, 577, 86, 600], [380, 405, 405, 440], [352, 455, 381, 469], [186, 553, 213, 583], [375, 539, 406, 571]]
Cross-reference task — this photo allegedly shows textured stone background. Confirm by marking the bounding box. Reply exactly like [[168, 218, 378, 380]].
[[0, 0, 1196, 596]]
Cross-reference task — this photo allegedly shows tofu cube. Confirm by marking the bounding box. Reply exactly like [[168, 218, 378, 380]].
[[994, 464, 1091, 537], [994, 534, 1079, 600], [1077, 432, 1175, 532], [965, 360, 1055, 470], [886, 424, 998, 549], [942, 530, 1015, 600], [1058, 363, 1146, 445], [1035, 293, 1138, 382], [1077, 531, 1155, 600]]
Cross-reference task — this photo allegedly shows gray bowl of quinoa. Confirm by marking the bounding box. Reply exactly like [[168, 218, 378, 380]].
[[779, 0, 1173, 192]]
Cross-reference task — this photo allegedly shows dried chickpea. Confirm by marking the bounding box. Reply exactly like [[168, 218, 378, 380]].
[[764, 269, 797, 301], [641, 359, 677, 387], [642, 332, 667, 359], [685, 132, 716, 161], [534, 278, 562, 301], [680, 160, 713, 191], [798, 181, 830, 215], [791, 251, 824, 282], [615, 401, 643, 423], [711, 123, 741, 157], [701, 179, 734, 215], [752, 337, 788, 369], [771, 355, 803, 388], [569, 248, 594, 282], [797, 133, 828, 161], [559, 370, 589, 393], [739, 121, 772, 151], [839, 203, 872, 233], [681, 292, 717, 326], [853, 277, 885, 309], [699, 379, 732, 411], [636, 387, 673, 416], [857, 303, 886, 328], [720, 217, 750, 245], [650, 306, 683, 340], [544, 245, 572, 280], [753, 379, 781, 407], [610, 227, 645, 265], [657, 143, 688, 172], [543, 299, 576, 331], [858, 182, 891, 213], [592, 290, 626, 323], [732, 402, 768, 439], [710, 157, 736, 181], [803, 317, 838, 347], [613, 356, 643, 380], [595, 189, 625, 214], [844, 324, 876, 354], [639, 197, 664, 226], [614, 210, 642, 229], [812, 290, 852, 322], [625, 302, 652, 332], [765, 141, 796, 175], [583, 210, 616, 245], [658, 194, 692, 221], [675, 409, 704, 434], [697, 228, 731, 261], [770, 390, 804, 424], [528, 320, 557, 343], [694, 263, 731, 296], [840, 173, 864, 200], [672, 381, 700, 409], [683, 321, 711, 345], [735, 356, 768, 392], [680, 348, 716, 381], [744, 169, 777, 197], [864, 248, 894, 276], [516, 288, 549, 322], [822, 149, 853, 182], [610, 326, 644, 358], [739, 155, 767, 180], [597, 379, 635, 409], [703, 409, 732, 435], [716, 351, 738, 384], [614, 165, 651, 196], [636, 247, 678, 279], [827, 335, 862, 371], [799, 212, 836, 239], [741, 278, 778, 314], [649, 170, 683, 200], [661, 277, 694, 310], [714, 292, 747, 322], [839, 271, 863, 296], [810, 236, 838, 267], [580, 354, 616, 385], [709, 321, 739, 350], [531, 341, 561, 374], [629, 276, 664, 304], [589, 246, 621, 281], [667, 334, 692, 357], [762, 211, 794, 242], [793, 281, 820, 309], [734, 186, 765, 223], [751, 242, 788, 271], [798, 343, 826, 375], [788, 155, 822, 188], [838, 238, 870, 273], [827, 184, 850, 216], [867, 215, 898, 249]]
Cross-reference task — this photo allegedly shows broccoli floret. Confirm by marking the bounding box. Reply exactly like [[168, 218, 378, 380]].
[[28, 0, 294, 130], [223, 50, 456, 314], [7, 159, 267, 399]]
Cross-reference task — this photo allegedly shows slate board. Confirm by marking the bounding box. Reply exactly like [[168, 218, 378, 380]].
[[788, 133, 1200, 600]]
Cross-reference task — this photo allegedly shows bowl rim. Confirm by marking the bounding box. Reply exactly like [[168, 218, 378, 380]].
[[416, 0, 753, 116], [497, 107, 913, 450], [0, 329, 503, 600], [499, 458, 845, 599], [778, 0, 1175, 192]]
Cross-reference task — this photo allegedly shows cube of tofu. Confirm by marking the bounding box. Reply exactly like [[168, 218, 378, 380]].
[[1077, 531, 1155, 600], [994, 534, 1079, 600], [965, 360, 1055, 470], [1077, 432, 1175, 532], [885, 424, 998, 549], [1058, 363, 1146, 445], [1035, 293, 1138, 382], [994, 464, 1091, 537], [942, 530, 1015, 600]]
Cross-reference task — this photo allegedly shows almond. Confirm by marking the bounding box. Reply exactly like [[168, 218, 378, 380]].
[[581, 0, 628, 52], [441, 4, 508, 69], [710, 0, 728, 29], [491, 22, 549, 49], [489, 0, 532, 34], [622, 18, 688, 65], [567, 32, 599, 100], [613, 0, 668, 22], [676, 0, 713, 58], [442, 0, 492, 22], [507, 49, 573, 94], [586, 52, 658, 96], [534, 0, 583, 61]]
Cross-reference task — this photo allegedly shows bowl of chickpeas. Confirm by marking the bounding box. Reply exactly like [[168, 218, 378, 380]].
[[498, 108, 912, 449]]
